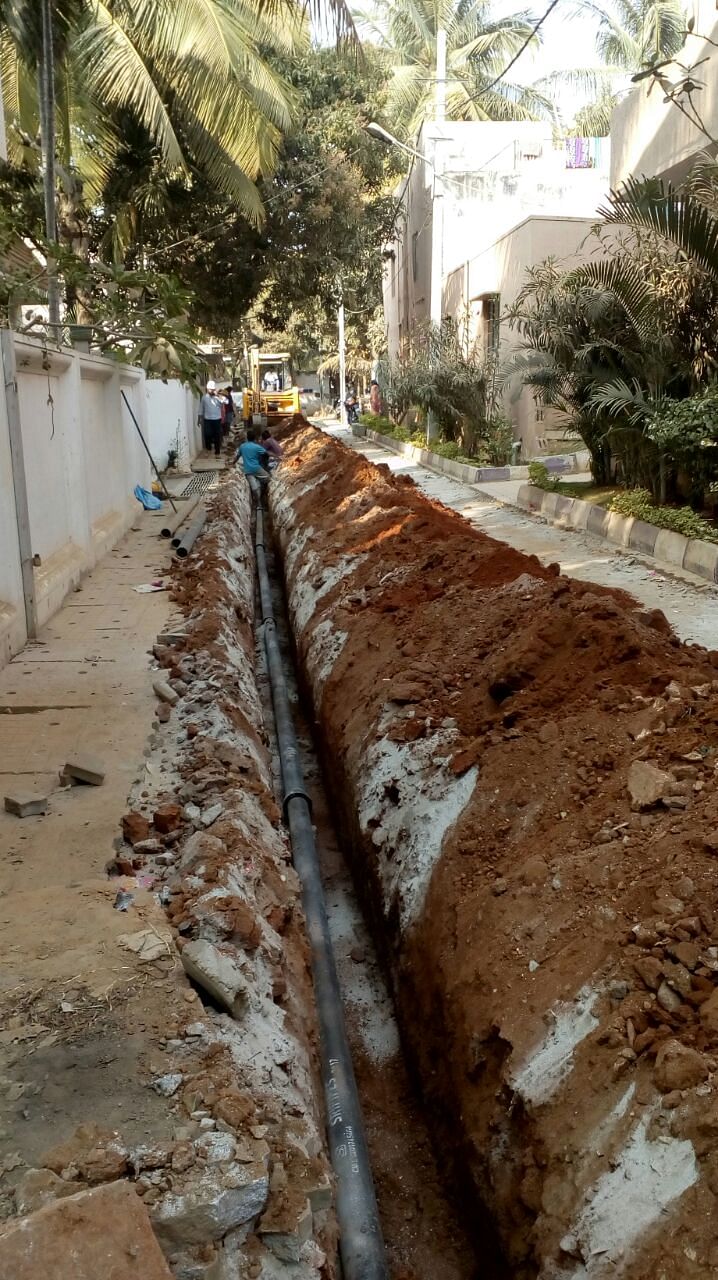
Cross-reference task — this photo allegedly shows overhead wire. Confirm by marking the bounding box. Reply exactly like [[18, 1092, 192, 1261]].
[[464, 0, 562, 105]]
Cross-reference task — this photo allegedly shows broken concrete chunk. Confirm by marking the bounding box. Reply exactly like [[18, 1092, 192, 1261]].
[[0, 1179, 173, 1280], [259, 1193, 313, 1264], [152, 1073, 184, 1098], [626, 760, 672, 809], [62, 753, 106, 786], [151, 1162, 269, 1247], [200, 802, 224, 828], [118, 929, 171, 963], [3, 792, 48, 818], [180, 940, 250, 1018], [153, 679, 179, 706], [179, 830, 225, 871]]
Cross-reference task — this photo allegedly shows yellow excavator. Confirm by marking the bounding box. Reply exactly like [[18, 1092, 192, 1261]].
[[241, 346, 299, 426]]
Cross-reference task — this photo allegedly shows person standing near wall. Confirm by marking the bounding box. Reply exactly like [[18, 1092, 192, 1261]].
[[223, 386, 235, 437], [199, 380, 223, 457], [369, 379, 382, 416]]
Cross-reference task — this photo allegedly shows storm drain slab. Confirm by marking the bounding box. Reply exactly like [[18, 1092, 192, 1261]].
[[180, 471, 219, 497]]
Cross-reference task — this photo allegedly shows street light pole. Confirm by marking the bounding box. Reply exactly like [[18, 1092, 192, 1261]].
[[338, 289, 347, 426], [39, 0, 61, 341], [426, 26, 447, 444]]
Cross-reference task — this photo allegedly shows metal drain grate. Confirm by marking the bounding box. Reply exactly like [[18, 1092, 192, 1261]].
[[180, 470, 219, 497]]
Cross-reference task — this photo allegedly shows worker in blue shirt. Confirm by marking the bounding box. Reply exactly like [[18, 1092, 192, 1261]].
[[234, 428, 271, 496]]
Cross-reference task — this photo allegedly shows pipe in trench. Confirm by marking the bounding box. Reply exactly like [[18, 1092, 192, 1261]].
[[253, 503, 389, 1280], [175, 509, 207, 559]]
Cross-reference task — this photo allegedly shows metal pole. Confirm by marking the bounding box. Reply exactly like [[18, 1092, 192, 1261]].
[[120, 389, 178, 512], [338, 291, 347, 426], [39, 0, 61, 342], [2, 329, 37, 639]]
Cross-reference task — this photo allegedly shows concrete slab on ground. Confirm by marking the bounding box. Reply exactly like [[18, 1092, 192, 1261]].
[[0, 1179, 173, 1280]]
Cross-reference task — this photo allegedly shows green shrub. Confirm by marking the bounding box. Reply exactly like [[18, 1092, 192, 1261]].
[[431, 440, 461, 460], [608, 488, 718, 542], [528, 461, 560, 491], [359, 413, 394, 433]]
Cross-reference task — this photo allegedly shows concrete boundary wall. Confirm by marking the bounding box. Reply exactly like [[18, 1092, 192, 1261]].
[[517, 483, 718, 585], [357, 426, 589, 482], [0, 336, 199, 667]]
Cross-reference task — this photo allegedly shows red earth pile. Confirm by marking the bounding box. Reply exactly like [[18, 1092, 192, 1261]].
[[271, 422, 718, 1279]]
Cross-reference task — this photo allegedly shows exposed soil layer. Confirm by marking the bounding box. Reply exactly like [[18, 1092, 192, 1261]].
[[271, 422, 718, 1279], [256, 532, 480, 1279]]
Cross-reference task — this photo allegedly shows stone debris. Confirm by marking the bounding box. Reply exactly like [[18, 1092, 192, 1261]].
[[626, 760, 673, 809], [3, 792, 49, 818], [200, 801, 224, 827], [654, 1040, 710, 1092], [152, 678, 180, 706], [122, 810, 151, 844], [118, 928, 171, 963], [0, 1180, 173, 1280], [180, 940, 249, 1018], [62, 753, 106, 786], [151, 1162, 270, 1248], [152, 1073, 184, 1098]]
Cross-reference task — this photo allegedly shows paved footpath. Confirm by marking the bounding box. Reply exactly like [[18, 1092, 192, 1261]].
[[321, 421, 718, 649]]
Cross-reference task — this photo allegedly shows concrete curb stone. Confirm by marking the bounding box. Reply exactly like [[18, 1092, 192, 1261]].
[[516, 484, 718, 585], [354, 432, 718, 587]]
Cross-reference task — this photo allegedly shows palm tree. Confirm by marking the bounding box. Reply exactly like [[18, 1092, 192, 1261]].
[[355, 0, 552, 136], [0, 0, 314, 226], [555, 0, 687, 135]]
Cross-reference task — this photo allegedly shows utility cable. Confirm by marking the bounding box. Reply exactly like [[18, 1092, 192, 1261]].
[[464, 0, 562, 105]]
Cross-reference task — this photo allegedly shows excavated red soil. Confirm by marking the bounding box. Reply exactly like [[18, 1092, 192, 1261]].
[[272, 423, 718, 1279]]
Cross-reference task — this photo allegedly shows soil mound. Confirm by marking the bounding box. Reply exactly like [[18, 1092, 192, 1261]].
[[273, 423, 718, 1279]]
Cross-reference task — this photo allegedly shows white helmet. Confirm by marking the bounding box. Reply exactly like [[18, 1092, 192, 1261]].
[[206, 379, 216, 391]]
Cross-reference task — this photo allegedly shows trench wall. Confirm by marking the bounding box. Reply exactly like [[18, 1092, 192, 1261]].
[[271, 422, 718, 1279]]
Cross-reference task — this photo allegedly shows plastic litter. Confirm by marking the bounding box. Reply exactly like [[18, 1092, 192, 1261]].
[[113, 889, 134, 911], [134, 484, 162, 511]]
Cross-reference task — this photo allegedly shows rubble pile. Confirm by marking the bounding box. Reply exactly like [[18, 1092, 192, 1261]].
[[1, 479, 335, 1280], [272, 422, 718, 1279]]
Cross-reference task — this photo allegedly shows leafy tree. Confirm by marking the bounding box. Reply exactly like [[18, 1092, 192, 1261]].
[[355, 0, 552, 135], [0, 0, 308, 224]]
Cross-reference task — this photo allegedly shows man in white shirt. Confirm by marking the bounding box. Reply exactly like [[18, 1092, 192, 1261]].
[[199, 380, 223, 456]]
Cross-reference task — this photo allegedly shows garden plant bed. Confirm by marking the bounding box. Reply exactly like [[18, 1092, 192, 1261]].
[[272, 420, 718, 1278]]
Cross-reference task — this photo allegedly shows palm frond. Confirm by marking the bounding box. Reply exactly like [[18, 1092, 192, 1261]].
[[565, 257, 660, 338], [600, 175, 718, 283]]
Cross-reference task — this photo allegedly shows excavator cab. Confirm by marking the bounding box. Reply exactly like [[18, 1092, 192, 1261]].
[[241, 347, 300, 426]]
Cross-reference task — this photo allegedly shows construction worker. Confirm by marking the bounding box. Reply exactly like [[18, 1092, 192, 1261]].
[[199, 380, 223, 457]]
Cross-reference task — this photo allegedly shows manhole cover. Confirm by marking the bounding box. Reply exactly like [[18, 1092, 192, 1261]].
[[180, 471, 219, 497]]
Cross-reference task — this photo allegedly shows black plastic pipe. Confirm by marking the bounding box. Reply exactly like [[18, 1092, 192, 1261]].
[[175, 509, 207, 559], [254, 505, 389, 1280]]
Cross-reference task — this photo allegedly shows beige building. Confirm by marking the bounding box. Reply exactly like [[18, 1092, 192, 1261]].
[[381, 121, 610, 456], [611, 0, 718, 187]]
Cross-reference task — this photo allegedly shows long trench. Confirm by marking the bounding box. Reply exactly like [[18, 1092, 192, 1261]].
[[252, 502, 482, 1280]]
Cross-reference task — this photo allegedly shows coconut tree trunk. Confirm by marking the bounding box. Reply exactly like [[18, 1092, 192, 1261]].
[[38, 0, 61, 339]]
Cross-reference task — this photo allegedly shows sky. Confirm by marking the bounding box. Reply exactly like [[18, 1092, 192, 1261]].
[[492, 1, 609, 120]]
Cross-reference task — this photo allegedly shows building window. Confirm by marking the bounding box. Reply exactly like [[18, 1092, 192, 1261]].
[[534, 395, 544, 423], [412, 232, 419, 283]]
